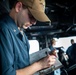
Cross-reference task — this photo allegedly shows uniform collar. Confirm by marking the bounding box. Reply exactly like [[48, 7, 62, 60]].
[[5, 15, 20, 35]]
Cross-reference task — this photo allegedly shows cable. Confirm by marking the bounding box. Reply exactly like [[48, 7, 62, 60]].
[[61, 67, 68, 75]]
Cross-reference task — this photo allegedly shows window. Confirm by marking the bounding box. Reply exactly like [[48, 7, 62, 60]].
[[54, 36, 76, 52], [29, 40, 39, 54]]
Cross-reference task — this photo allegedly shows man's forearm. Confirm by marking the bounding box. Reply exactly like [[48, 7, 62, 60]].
[[16, 62, 42, 75], [16, 55, 56, 75]]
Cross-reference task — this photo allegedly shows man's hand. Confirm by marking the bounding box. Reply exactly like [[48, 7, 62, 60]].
[[37, 55, 56, 69]]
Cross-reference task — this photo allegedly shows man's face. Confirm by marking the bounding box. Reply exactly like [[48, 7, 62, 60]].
[[17, 3, 36, 29]]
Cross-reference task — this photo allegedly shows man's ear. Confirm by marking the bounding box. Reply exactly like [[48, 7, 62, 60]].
[[15, 2, 23, 12]]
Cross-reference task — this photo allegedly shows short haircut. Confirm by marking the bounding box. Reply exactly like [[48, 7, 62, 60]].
[[71, 39, 74, 43], [50, 38, 56, 45]]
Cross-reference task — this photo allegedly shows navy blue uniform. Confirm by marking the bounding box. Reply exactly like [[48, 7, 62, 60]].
[[0, 15, 30, 75]]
